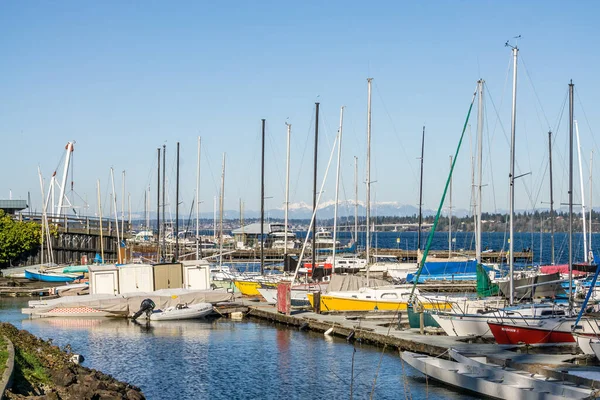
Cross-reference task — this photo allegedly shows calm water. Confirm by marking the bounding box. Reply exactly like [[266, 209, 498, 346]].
[[299, 231, 600, 266], [0, 298, 476, 400]]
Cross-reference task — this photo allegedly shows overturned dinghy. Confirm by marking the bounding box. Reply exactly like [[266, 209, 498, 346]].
[[401, 350, 596, 400], [149, 303, 213, 321]]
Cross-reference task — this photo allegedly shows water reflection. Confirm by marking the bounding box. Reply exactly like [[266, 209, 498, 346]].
[[1, 298, 478, 399]]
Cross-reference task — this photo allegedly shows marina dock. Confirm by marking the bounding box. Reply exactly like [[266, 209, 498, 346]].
[[237, 300, 600, 387]]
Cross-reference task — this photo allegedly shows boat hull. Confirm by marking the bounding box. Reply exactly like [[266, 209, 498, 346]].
[[149, 303, 213, 321], [234, 280, 277, 296], [306, 293, 449, 312], [487, 321, 575, 344], [306, 293, 407, 311], [25, 269, 79, 283], [402, 350, 593, 400]]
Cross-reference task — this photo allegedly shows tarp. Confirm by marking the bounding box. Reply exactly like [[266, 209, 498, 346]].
[[420, 259, 478, 275], [497, 272, 564, 299], [406, 260, 491, 283], [476, 264, 499, 297], [325, 274, 389, 293], [26, 289, 235, 317], [540, 264, 587, 276]]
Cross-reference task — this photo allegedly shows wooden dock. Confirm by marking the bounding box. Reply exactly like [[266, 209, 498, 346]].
[[0, 278, 62, 297], [234, 301, 599, 386]]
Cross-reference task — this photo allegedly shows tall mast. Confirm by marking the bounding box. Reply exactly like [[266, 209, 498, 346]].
[[128, 193, 131, 233], [175, 141, 180, 261], [38, 169, 45, 266], [366, 78, 373, 284], [476, 79, 484, 263], [144, 189, 147, 230], [219, 153, 226, 268], [110, 168, 121, 264], [121, 170, 125, 237], [97, 179, 104, 263], [261, 119, 266, 275], [312, 103, 319, 275], [590, 150, 594, 255], [569, 80, 574, 312], [548, 131, 555, 265], [157, 147, 161, 262], [575, 121, 588, 262], [213, 196, 217, 243], [332, 106, 344, 275], [146, 185, 150, 230], [56, 142, 74, 217], [162, 144, 166, 260], [448, 155, 453, 257], [508, 45, 518, 306], [196, 136, 201, 260], [354, 156, 358, 249], [284, 122, 291, 256], [417, 126, 425, 250]]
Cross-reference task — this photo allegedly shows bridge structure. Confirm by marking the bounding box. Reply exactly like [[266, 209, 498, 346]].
[[14, 213, 128, 266]]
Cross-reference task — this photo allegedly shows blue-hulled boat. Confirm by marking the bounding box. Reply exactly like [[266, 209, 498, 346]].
[[24, 268, 82, 282]]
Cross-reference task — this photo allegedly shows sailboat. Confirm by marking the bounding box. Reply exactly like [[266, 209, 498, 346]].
[[234, 120, 289, 296], [26, 146, 84, 283], [487, 80, 600, 345], [307, 79, 452, 312]]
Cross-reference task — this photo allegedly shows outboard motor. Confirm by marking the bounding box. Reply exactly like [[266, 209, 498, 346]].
[[132, 298, 156, 320]]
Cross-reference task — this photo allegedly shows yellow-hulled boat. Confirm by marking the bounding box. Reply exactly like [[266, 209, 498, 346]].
[[234, 280, 278, 296], [306, 286, 452, 312]]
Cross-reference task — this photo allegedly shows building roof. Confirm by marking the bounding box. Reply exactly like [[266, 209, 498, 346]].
[[231, 222, 286, 235], [0, 199, 27, 213]]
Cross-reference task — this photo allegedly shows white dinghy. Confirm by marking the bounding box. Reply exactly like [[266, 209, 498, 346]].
[[148, 302, 214, 321], [401, 350, 596, 400]]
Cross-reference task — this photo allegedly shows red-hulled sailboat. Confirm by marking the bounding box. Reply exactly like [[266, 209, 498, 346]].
[[487, 318, 575, 344]]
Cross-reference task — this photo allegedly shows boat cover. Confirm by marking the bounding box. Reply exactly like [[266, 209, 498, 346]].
[[25, 289, 234, 317], [325, 274, 388, 293], [497, 272, 565, 299]]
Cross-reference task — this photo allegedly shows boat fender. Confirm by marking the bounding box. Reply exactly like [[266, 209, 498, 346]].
[[324, 327, 334, 336], [299, 322, 310, 331]]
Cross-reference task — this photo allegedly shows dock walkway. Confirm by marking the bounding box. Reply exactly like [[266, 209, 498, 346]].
[[242, 301, 600, 386]]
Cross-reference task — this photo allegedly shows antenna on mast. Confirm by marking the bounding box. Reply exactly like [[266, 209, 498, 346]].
[[505, 35, 521, 49]]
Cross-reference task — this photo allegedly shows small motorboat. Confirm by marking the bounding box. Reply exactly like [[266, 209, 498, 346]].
[[148, 302, 214, 321]]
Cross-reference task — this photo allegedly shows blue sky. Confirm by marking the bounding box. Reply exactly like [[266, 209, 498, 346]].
[[1, 1, 599, 218]]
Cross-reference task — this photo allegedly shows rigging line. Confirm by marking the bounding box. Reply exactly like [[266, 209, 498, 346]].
[[265, 123, 286, 198], [483, 83, 510, 153], [519, 55, 552, 131], [291, 105, 315, 201], [203, 146, 220, 195], [482, 84, 498, 213], [236, 122, 262, 204], [409, 86, 477, 300], [575, 89, 600, 164], [520, 119, 542, 211], [372, 80, 419, 185]]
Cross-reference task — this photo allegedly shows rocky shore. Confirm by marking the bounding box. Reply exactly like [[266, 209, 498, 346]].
[[0, 323, 145, 400]]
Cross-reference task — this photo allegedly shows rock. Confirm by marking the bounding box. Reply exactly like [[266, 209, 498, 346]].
[[50, 367, 76, 387], [0, 323, 146, 400], [126, 388, 145, 400]]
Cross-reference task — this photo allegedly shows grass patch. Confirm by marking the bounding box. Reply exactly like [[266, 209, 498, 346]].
[[0, 336, 7, 376], [14, 347, 50, 386]]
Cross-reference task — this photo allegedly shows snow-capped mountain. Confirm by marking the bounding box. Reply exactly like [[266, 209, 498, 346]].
[[129, 200, 470, 221]]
